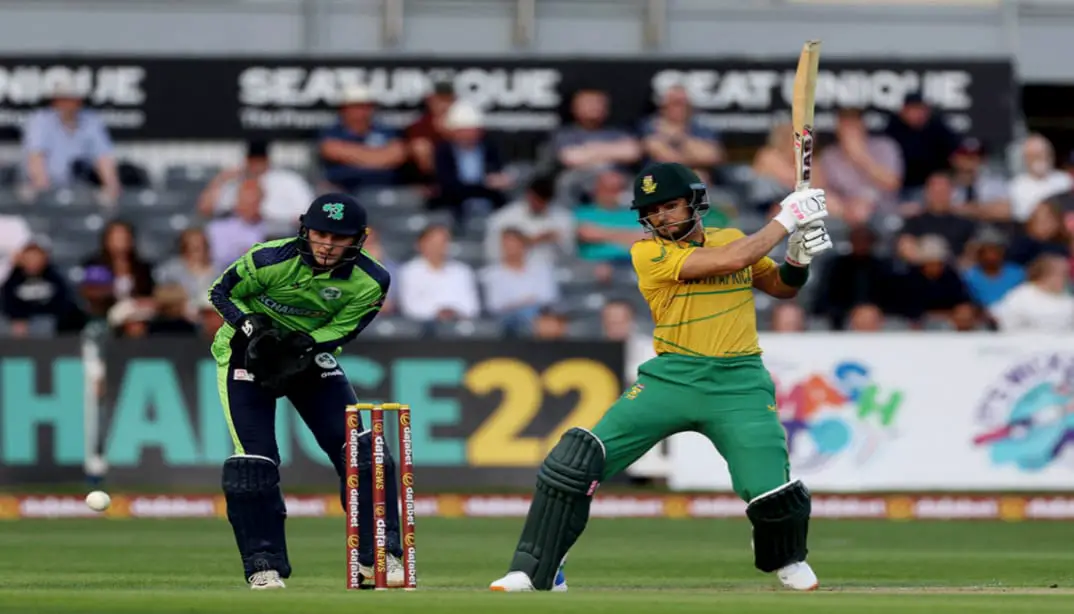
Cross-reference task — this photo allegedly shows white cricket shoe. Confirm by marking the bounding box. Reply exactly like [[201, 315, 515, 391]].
[[489, 571, 535, 592], [387, 554, 405, 588], [358, 555, 406, 588], [490, 556, 568, 593], [248, 570, 286, 590], [777, 561, 818, 591]]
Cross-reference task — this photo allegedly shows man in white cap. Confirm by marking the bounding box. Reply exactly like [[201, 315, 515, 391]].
[[21, 77, 121, 201], [318, 84, 407, 192], [430, 100, 513, 224]]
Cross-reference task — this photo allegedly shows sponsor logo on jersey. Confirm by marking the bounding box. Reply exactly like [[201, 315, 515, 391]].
[[321, 368, 344, 378], [321, 286, 342, 301], [234, 369, 255, 382], [315, 352, 338, 369], [256, 295, 328, 317]]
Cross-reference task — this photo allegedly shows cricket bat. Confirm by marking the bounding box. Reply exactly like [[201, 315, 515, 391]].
[[792, 40, 821, 192]]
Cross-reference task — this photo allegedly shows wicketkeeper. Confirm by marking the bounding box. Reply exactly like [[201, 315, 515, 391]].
[[490, 163, 833, 592], [208, 193, 405, 590]]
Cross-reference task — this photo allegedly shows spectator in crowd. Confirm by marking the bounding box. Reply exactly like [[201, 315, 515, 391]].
[[196, 139, 314, 234], [83, 220, 155, 300], [430, 101, 512, 225], [318, 84, 407, 191], [206, 179, 267, 272], [485, 175, 575, 268], [600, 299, 654, 378], [948, 137, 1010, 221], [962, 227, 1025, 308], [989, 255, 1074, 332], [751, 121, 798, 193], [531, 306, 569, 339], [894, 234, 975, 329], [77, 265, 117, 324], [897, 171, 978, 266], [406, 78, 457, 179], [883, 93, 959, 198], [21, 80, 122, 203], [549, 88, 642, 201], [818, 107, 903, 226], [814, 226, 897, 330], [1, 241, 85, 336], [147, 282, 197, 336], [640, 85, 723, 173], [748, 120, 843, 215], [1009, 133, 1074, 223], [1006, 199, 1071, 266], [847, 304, 885, 332], [360, 227, 399, 315], [770, 303, 806, 332], [196, 300, 225, 341], [574, 169, 644, 278], [155, 228, 219, 313], [480, 228, 559, 336], [398, 224, 480, 326], [0, 213, 32, 283], [107, 297, 155, 339]]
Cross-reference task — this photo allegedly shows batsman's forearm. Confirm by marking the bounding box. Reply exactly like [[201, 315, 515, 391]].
[[679, 222, 788, 280]]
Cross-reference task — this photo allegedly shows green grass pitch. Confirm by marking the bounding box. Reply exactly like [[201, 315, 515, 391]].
[[2, 517, 1073, 613]]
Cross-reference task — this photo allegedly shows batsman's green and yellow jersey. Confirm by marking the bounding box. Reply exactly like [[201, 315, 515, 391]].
[[631, 227, 777, 358], [207, 237, 390, 365]]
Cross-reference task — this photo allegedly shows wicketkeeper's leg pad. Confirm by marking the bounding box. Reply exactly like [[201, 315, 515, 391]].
[[509, 427, 606, 590], [347, 429, 402, 564], [222, 454, 292, 579], [746, 479, 811, 573]]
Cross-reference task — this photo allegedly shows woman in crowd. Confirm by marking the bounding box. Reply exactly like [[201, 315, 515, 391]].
[[82, 220, 155, 300]]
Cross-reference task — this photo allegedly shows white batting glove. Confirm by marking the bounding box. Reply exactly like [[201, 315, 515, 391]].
[[774, 188, 828, 234], [785, 220, 834, 267]]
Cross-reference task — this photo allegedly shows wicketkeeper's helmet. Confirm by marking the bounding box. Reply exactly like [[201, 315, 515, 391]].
[[297, 193, 369, 268]]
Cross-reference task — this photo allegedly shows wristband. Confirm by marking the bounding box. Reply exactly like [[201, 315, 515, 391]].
[[778, 262, 810, 288]]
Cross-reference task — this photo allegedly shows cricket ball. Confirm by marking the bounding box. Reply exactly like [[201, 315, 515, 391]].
[[85, 490, 111, 513]]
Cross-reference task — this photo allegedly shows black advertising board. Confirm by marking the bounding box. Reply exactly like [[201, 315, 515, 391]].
[[0, 56, 1015, 150]]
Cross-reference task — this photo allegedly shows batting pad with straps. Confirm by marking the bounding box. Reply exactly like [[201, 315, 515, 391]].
[[508, 427, 606, 590], [746, 479, 812, 573], [222, 454, 292, 579]]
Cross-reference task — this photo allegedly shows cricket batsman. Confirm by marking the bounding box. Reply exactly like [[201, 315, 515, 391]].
[[489, 162, 833, 592], [208, 193, 405, 590]]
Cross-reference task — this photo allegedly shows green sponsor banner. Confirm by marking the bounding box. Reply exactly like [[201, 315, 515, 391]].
[[0, 338, 624, 488]]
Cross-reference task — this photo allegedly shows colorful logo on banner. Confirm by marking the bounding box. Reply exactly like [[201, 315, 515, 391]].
[[974, 353, 1074, 472], [774, 360, 904, 472]]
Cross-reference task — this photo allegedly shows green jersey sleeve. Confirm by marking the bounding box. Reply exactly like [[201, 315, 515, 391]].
[[207, 248, 267, 325]]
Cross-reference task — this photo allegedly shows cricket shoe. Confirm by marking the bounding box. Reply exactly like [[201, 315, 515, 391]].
[[387, 554, 405, 587], [777, 561, 818, 591], [359, 555, 406, 588], [490, 556, 568, 592], [248, 570, 286, 590]]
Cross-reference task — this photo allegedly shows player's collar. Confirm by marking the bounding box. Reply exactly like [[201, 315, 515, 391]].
[[330, 262, 355, 279]]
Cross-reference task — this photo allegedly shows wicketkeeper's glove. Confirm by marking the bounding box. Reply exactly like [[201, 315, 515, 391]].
[[774, 188, 828, 234], [245, 329, 316, 390], [785, 220, 834, 267], [237, 313, 275, 341]]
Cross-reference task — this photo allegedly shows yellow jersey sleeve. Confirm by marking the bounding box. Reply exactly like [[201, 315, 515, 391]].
[[631, 240, 697, 289], [752, 255, 778, 279]]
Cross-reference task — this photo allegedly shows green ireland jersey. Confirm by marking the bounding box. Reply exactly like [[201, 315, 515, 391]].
[[208, 237, 390, 364]]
